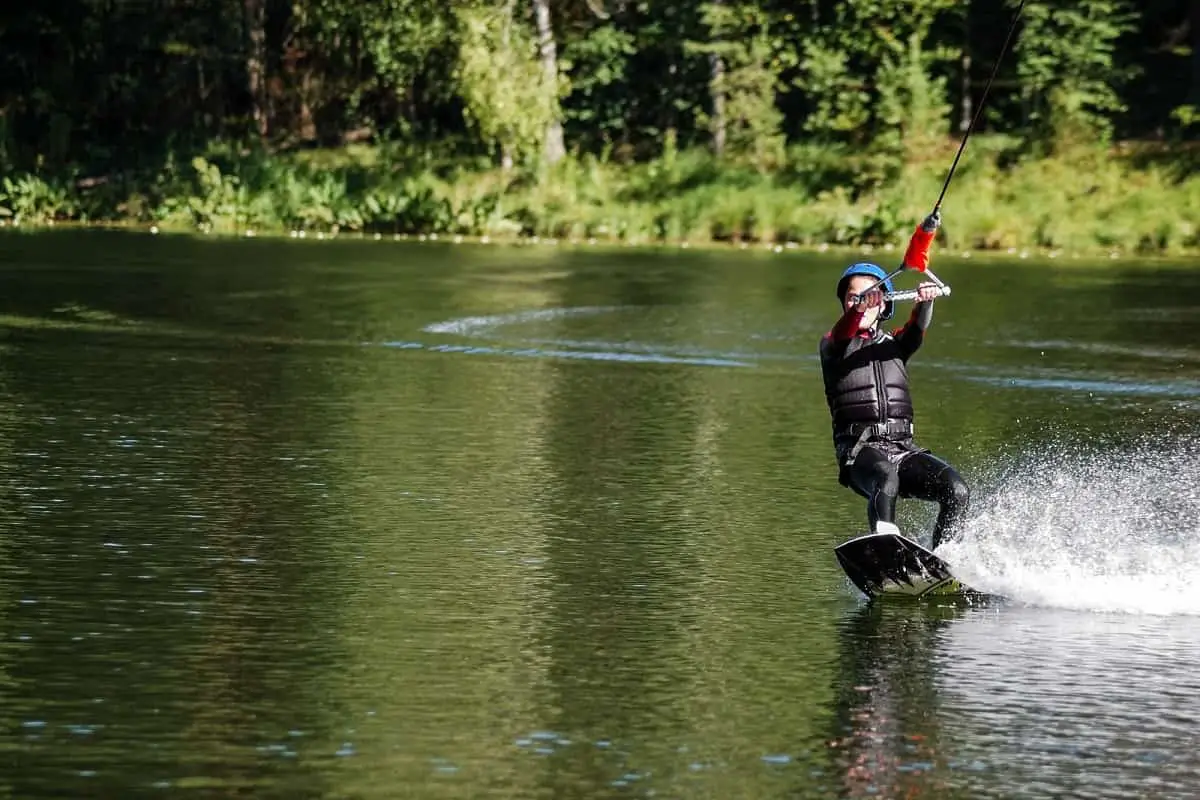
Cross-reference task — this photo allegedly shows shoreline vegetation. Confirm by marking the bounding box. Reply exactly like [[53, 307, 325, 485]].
[[2, 137, 1196, 258], [2, 3, 1197, 259]]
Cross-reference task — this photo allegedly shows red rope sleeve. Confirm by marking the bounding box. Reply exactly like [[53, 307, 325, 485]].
[[902, 225, 935, 272]]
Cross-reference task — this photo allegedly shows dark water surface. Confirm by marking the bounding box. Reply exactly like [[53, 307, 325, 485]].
[[0, 230, 1198, 798]]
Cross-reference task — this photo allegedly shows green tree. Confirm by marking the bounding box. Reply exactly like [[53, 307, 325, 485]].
[[795, 0, 955, 147], [875, 31, 953, 161], [286, 0, 456, 142], [559, 19, 637, 150], [1015, 0, 1137, 147], [689, 1, 789, 171], [454, 1, 565, 169]]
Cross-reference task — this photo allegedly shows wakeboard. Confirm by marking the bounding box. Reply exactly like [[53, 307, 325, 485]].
[[835, 531, 985, 600]]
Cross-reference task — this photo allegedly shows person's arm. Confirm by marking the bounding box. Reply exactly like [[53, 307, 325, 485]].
[[827, 307, 866, 342], [822, 288, 884, 349], [893, 293, 936, 357]]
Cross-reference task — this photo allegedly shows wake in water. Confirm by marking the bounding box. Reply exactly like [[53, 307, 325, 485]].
[[939, 433, 1200, 615], [422, 306, 623, 337], [414, 305, 802, 368]]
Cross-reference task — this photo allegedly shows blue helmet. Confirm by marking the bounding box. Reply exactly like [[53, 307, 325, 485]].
[[836, 262, 894, 320]]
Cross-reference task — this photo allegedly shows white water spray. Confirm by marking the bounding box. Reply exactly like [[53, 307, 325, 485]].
[[940, 433, 1200, 615]]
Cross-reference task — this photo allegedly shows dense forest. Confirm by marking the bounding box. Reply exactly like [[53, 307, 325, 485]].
[[1, 1, 1197, 253]]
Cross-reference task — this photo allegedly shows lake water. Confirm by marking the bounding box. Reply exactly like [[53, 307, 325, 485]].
[[0, 230, 1198, 798]]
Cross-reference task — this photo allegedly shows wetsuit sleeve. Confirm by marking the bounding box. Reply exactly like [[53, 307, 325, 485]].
[[892, 300, 934, 360], [819, 308, 864, 365], [827, 308, 865, 343]]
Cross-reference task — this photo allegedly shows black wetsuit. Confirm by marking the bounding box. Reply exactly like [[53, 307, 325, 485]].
[[819, 301, 969, 550]]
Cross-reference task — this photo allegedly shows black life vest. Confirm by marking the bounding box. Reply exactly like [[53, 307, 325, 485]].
[[820, 328, 916, 432]]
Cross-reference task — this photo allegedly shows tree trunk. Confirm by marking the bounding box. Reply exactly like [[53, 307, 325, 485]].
[[959, 11, 972, 134], [707, 0, 728, 156], [499, 0, 516, 170], [298, 69, 317, 142], [532, 0, 565, 164], [245, 0, 268, 139], [1191, 0, 1200, 105], [710, 51, 727, 155]]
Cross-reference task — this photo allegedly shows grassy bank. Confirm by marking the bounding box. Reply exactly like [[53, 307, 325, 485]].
[[2, 137, 1198, 257]]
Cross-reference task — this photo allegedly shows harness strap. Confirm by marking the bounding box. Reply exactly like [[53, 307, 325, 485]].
[[841, 420, 914, 465], [845, 427, 873, 466]]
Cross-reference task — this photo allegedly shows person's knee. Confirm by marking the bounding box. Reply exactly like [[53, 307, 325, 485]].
[[946, 476, 970, 511]]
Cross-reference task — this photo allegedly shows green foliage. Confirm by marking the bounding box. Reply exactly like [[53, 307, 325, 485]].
[[798, 41, 870, 139], [0, 0, 1196, 258], [796, 0, 955, 150], [1015, 0, 1137, 148], [690, 2, 790, 171], [5, 138, 1191, 258], [1, 0, 1194, 175], [0, 174, 77, 224], [300, 0, 456, 133], [454, 3, 564, 168], [1171, 105, 1199, 132], [875, 33, 952, 162], [560, 23, 636, 145]]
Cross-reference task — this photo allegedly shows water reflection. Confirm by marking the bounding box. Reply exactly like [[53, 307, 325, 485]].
[[828, 602, 1200, 800], [828, 602, 979, 799], [940, 609, 1200, 799]]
